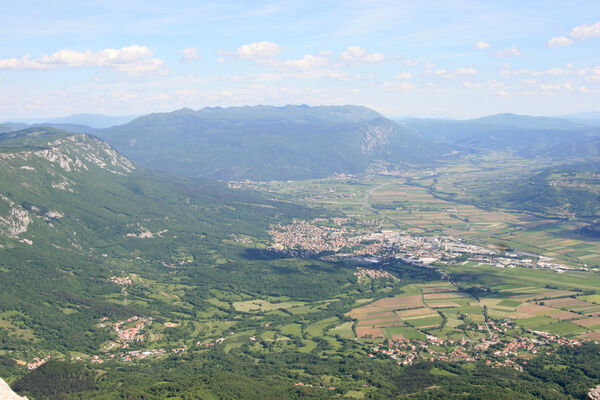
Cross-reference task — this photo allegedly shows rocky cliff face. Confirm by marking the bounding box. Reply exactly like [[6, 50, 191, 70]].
[[0, 131, 135, 242], [588, 385, 600, 400], [359, 122, 393, 154], [0, 378, 27, 400]]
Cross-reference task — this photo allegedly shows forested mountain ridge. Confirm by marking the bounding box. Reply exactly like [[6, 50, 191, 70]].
[[0, 127, 326, 359], [95, 105, 452, 180], [401, 113, 600, 159]]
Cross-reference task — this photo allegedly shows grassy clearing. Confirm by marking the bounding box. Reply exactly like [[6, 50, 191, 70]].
[[328, 322, 355, 339], [233, 299, 305, 312]]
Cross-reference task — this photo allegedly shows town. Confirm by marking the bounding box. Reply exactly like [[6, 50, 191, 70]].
[[269, 218, 586, 273]]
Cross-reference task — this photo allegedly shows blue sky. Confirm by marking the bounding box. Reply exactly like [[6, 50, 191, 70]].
[[1, 0, 599, 120]]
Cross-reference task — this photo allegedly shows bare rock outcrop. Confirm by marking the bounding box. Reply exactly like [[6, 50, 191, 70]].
[[0, 378, 27, 400], [587, 385, 600, 400]]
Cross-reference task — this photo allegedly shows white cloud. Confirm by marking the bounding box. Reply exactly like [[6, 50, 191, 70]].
[[564, 83, 574, 91], [441, 67, 478, 78], [547, 36, 574, 48], [179, 48, 200, 64], [235, 41, 281, 60], [382, 81, 415, 91], [0, 45, 167, 75], [496, 46, 521, 58], [175, 89, 199, 96], [547, 68, 573, 75], [475, 41, 492, 49], [496, 90, 509, 97], [403, 59, 419, 66], [547, 21, 600, 48], [570, 21, 600, 40], [464, 81, 484, 89], [340, 46, 385, 63], [540, 84, 561, 91], [424, 62, 435, 68], [463, 80, 504, 89], [278, 54, 329, 69], [532, 67, 575, 76], [395, 72, 411, 79], [457, 67, 478, 74], [515, 68, 532, 75], [580, 86, 590, 92]]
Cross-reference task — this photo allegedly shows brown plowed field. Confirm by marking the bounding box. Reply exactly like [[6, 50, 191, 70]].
[[355, 326, 384, 338], [573, 317, 600, 327]]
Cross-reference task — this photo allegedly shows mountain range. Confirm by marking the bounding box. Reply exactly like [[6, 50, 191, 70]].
[[93, 105, 452, 180], [7, 113, 138, 129], [400, 113, 600, 159], [3, 106, 600, 181]]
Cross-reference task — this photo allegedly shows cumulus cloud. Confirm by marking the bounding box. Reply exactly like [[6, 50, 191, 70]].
[[278, 53, 329, 69], [464, 81, 484, 89], [570, 20, 600, 40], [382, 81, 415, 91], [179, 48, 200, 64], [475, 41, 492, 49], [175, 89, 199, 96], [547, 36, 574, 48], [457, 67, 478, 74], [547, 21, 600, 47], [440, 67, 478, 78], [496, 46, 521, 58], [544, 68, 573, 75], [395, 72, 411, 79], [531, 67, 576, 76], [540, 84, 562, 91], [463, 80, 504, 89], [0, 45, 167, 75], [340, 46, 385, 63], [235, 41, 281, 60]]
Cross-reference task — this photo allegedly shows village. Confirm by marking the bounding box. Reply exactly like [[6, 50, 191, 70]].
[[371, 320, 588, 370]]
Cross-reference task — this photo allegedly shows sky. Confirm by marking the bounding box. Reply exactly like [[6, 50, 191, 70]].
[[1, 0, 600, 120]]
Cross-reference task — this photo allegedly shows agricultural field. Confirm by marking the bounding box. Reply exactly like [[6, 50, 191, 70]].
[[253, 166, 600, 268], [342, 262, 600, 344]]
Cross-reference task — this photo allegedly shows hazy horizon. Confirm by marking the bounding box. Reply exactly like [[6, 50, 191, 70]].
[[4, 105, 600, 126]]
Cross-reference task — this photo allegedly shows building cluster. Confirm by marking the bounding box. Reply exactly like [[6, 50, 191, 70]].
[[353, 267, 397, 281], [372, 323, 587, 370], [110, 276, 132, 285], [27, 355, 50, 371], [294, 382, 337, 390], [114, 316, 150, 342], [269, 218, 579, 272]]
